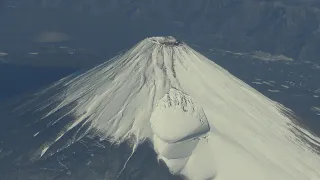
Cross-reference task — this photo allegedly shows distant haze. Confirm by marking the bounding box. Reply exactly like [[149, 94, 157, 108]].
[[34, 31, 71, 43]]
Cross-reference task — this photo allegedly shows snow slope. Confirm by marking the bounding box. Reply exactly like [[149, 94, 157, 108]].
[[20, 37, 320, 180]]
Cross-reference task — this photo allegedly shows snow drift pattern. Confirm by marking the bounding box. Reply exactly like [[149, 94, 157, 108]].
[[21, 37, 320, 180]]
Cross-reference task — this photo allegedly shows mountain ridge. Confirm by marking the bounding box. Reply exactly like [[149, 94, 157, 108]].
[[3, 37, 319, 180], [3, 0, 320, 63]]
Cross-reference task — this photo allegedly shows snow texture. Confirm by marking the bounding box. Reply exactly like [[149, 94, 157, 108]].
[[21, 36, 320, 180]]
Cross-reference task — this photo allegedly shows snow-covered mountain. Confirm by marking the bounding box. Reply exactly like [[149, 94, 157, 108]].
[[4, 37, 320, 180]]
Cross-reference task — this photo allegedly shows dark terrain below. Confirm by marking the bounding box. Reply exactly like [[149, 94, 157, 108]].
[[0, 1, 320, 179], [0, 49, 319, 180]]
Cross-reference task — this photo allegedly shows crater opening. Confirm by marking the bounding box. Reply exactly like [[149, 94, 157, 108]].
[[149, 36, 183, 46]]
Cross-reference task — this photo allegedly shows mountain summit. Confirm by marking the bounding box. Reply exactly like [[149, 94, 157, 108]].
[[13, 37, 320, 180]]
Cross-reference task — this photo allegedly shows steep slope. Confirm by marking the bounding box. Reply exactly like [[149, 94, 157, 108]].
[[11, 37, 320, 180]]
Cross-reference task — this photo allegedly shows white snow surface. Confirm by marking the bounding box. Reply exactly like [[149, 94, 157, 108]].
[[29, 37, 320, 180], [150, 88, 210, 143]]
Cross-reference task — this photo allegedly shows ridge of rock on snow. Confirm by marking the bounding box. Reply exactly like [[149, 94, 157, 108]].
[[151, 88, 210, 143], [11, 36, 320, 180]]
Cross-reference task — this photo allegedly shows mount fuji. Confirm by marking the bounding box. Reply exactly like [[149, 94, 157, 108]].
[[1, 37, 320, 180]]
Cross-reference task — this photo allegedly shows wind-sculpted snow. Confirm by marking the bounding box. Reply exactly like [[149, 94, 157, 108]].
[[16, 37, 320, 180], [151, 88, 210, 143]]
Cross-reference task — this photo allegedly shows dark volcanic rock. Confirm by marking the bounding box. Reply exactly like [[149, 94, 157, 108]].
[[0, 95, 183, 180]]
